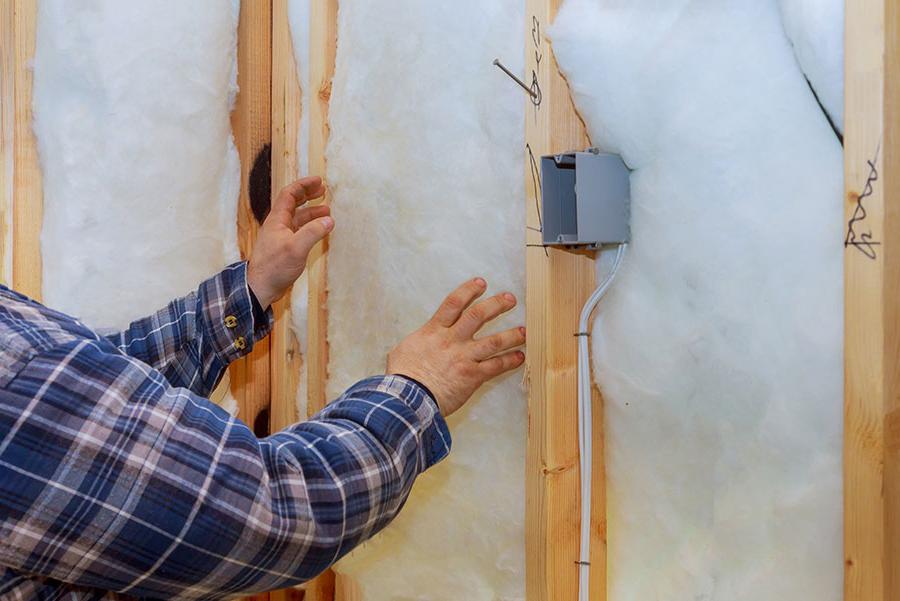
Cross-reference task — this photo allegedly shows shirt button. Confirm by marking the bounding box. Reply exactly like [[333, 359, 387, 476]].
[[224, 315, 238, 328], [234, 336, 246, 351]]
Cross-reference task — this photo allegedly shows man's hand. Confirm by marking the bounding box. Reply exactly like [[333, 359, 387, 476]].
[[387, 278, 526, 416], [248, 177, 332, 309]]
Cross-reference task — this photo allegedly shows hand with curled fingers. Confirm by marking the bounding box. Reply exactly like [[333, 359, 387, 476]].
[[247, 177, 332, 309], [387, 278, 526, 417]]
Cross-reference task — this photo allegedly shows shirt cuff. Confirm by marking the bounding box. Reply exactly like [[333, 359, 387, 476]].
[[198, 261, 274, 365], [345, 375, 452, 471]]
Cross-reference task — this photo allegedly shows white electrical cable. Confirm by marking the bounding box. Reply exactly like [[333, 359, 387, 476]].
[[578, 242, 627, 601]]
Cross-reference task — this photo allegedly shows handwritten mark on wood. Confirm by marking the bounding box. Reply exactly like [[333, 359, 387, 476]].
[[530, 16, 543, 109], [526, 143, 549, 257], [845, 143, 882, 260]]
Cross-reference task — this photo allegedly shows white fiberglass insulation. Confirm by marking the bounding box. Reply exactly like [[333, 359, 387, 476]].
[[34, 0, 241, 335], [552, 1, 843, 599], [290, 1, 527, 598], [778, 0, 844, 133]]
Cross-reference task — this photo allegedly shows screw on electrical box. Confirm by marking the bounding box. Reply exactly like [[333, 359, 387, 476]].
[[492, 58, 538, 100], [540, 150, 631, 249]]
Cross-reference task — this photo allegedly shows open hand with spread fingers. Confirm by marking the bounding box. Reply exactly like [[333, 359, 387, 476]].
[[387, 278, 526, 416], [247, 176, 331, 310]]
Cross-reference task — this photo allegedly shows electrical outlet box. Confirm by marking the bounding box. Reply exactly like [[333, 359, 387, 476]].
[[541, 149, 630, 249]]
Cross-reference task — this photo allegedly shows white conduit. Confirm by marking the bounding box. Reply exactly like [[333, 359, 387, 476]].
[[578, 242, 627, 601]]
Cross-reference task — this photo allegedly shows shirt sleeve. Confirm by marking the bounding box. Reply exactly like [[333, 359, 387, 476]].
[[0, 335, 451, 600], [105, 261, 273, 396]]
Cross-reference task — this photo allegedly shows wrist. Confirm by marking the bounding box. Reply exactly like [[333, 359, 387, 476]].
[[246, 264, 275, 310], [388, 369, 446, 415], [392, 373, 438, 406]]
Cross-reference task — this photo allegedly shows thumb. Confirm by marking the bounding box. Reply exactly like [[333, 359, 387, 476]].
[[291, 215, 334, 257]]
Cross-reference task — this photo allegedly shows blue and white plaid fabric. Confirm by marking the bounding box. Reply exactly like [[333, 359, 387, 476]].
[[0, 262, 451, 600]]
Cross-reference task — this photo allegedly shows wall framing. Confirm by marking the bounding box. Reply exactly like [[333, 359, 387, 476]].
[[302, 0, 337, 424], [3, 1, 899, 600], [1, 0, 41, 299], [523, 1, 606, 600], [843, 1, 900, 600], [268, 0, 339, 599], [230, 0, 273, 460], [269, 0, 303, 442], [0, 0, 13, 286]]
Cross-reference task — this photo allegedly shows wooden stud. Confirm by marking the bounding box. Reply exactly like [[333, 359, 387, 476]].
[[6, 0, 41, 299], [524, 1, 606, 600], [1, 0, 13, 286], [334, 574, 362, 601], [301, 1, 340, 598], [268, 589, 305, 601], [230, 4, 273, 599], [269, 0, 303, 435], [229, 0, 273, 444], [302, 570, 335, 601], [267, 1, 309, 597], [843, 1, 900, 600], [269, 1, 338, 599], [305, 0, 337, 419]]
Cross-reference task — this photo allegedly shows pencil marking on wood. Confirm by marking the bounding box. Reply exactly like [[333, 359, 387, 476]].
[[844, 141, 881, 260]]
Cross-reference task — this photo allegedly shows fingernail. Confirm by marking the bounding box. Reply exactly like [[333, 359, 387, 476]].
[[517, 351, 525, 361], [519, 327, 526, 337], [504, 293, 516, 303], [322, 216, 334, 230], [475, 278, 486, 287]]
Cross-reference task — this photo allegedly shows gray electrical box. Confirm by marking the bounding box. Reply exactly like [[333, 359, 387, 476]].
[[541, 149, 630, 249]]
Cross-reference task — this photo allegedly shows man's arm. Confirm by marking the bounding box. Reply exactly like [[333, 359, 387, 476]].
[[0, 338, 449, 598], [0, 273, 523, 600], [0, 176, 526, 599], [105, 261, 272, 397]]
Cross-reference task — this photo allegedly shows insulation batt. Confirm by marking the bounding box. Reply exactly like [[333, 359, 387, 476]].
[[778, 0, 844, 133], [295, 1, 527, 598], [551, 1, 844, 599], [34, 0, 241, 335]]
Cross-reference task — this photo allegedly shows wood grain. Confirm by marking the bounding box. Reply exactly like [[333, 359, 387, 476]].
[[270, 1, 338, 598], [269, 0, 303, 434], [229, 0, 273, 443], [305, 0, 337, 419], [8, 0, 41, 299], [1, 0, 13, 286], [844, 1, 900, 600], [230, 3, 273, 599], [524, 1, 605, 600], [334, 574, 362, 601]]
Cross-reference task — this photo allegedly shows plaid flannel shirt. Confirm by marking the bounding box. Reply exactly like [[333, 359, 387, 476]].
[[0, 262, 451, 600]]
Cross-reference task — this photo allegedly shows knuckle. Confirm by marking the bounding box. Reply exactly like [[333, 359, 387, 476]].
[[444, 294, 463, 311], [467, 306, 485, 323]]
